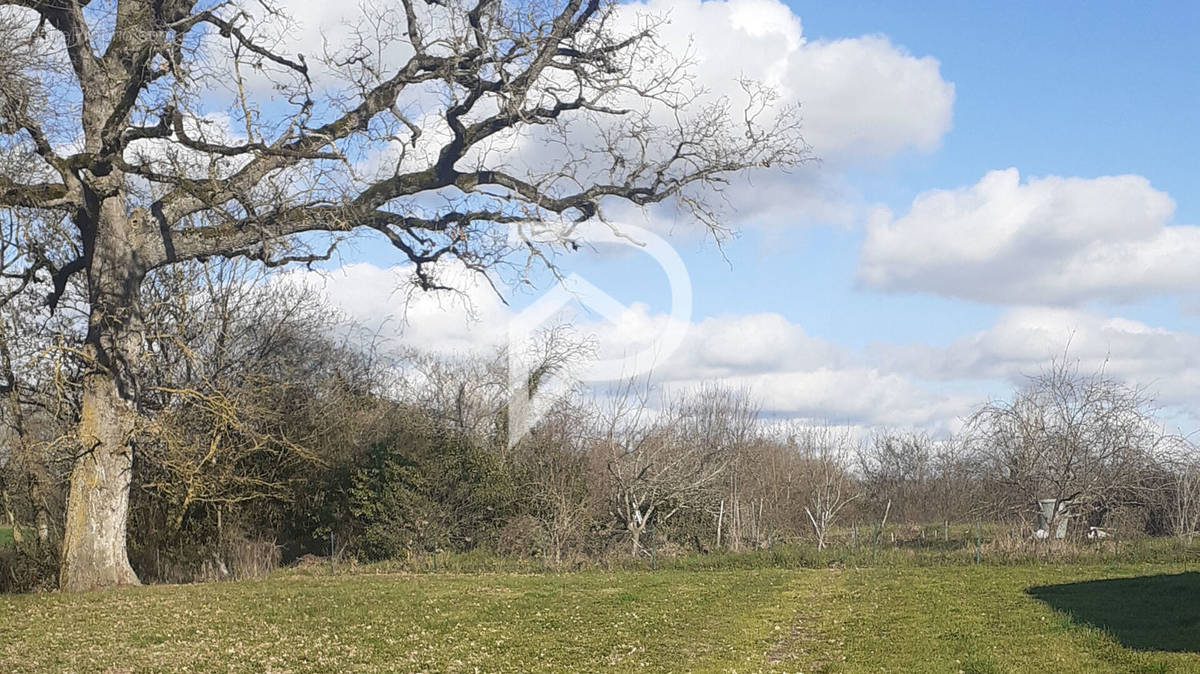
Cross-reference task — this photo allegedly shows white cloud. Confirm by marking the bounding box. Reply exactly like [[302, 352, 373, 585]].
[[273, 261, 511, 357], [874, 306, 1200, 429], [859, 168, 1200, 304], [283, 261, 1200, 435], [786, 35, 953, 160], [285, 261, 978, 431], [675, 313, 843, 376], [622, 0, 954, 165], [670, 368, 975, 430]]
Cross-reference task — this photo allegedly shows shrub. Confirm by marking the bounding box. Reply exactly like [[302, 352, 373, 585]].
[[349, 420, 513, 560]]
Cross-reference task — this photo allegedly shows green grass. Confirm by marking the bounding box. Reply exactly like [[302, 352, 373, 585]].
[[812, 564, 1200, 673], [0, 563, 1197, 672], [0, 527, 12, 548]]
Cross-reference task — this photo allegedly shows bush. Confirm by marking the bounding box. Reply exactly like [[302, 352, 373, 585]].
[[349, 419, 514, 560], [496, 514, 545, 559], [0, 544, 58, 593]]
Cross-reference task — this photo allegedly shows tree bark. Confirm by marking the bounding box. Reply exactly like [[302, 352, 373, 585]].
[[60, 374, 140, 589], [59, 198, 145, 591]]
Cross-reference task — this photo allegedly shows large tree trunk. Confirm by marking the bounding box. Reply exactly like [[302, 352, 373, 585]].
[[60, 373, 140, 590], [59, 198, 145, 591]]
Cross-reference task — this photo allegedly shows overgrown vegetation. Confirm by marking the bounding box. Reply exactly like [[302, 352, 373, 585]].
[[348, 423, 514, 560], [0, 0, 1195, 594], [0, 0, 808, 591], [1, 263, 1198, 591]]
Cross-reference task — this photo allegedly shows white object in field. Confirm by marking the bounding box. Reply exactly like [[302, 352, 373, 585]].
[[1034, 528, 1049, 540], [1036, 499, 1072, 539], [1086, 526, 1110, 540]]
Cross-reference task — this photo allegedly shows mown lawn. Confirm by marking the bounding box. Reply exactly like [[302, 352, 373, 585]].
[[0, 563, 1197, 672]]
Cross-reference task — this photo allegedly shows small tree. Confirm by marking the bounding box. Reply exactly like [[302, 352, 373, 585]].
[[1164, 443, 1200, 544], [787, 423, 858, 550], [968, 358, 1164, 534], [349, 415, 512, 560], [128, 263, 388, 579], [858, 431, 934, 525], [511, 394, 595, 566], [601, 380, 749, 556]]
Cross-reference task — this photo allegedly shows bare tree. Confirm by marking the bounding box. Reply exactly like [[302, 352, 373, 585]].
[[511, 393, 596, 566], [928, 434, 981, 527], [601, 380, 748, 556], [134, 265, 356, 537], [0, 0, 805, 588], [409, 350, 508, 446], [786, 423, 858, 550], [698, 385, 759, 550], [0, 227, 87, 561], [858, 431, 934, 525], [1162, 441, 1200, 544], [967, 358, 1165, 535], [408, 322, 594, 453]]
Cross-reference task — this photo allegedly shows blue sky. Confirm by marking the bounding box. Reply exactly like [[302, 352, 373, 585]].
[[804, 0, 1200, 202], [281, 0, 1200, 435], [696, 0, 1200, 337], [795, 0, 1200, 346]]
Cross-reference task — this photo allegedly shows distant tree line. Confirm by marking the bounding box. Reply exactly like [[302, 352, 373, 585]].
[[1, 266, 1198, 591]]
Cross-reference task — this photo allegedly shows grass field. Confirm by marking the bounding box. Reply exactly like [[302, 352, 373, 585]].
[[0, 562, 1197, 673]]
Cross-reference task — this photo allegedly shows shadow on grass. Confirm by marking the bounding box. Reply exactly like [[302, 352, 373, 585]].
[[1027, 572, 1200, 653]]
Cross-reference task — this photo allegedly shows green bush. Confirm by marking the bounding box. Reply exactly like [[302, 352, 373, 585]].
[[349, 421, 513, 560]]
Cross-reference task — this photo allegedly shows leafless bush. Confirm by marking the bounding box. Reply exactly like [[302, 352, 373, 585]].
[[966, 357, 1167, 534], [600, 380, 751, 555], [779, 423, 859, 550]]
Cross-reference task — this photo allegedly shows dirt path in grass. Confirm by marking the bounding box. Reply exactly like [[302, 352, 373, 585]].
[[763, 567, 848, 672]]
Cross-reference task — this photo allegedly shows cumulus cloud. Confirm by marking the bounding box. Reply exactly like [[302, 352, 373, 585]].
[[669, 313, 844, 377], [859, 168, 1200, 304], [874, 306, 1200, 427], [565, 307, 975, 429], [272, 261, 512, 357], [611, 0, 955, 164], [282, 261, 978, 431], [668, 368, 975, 430], [280, 262, 1200, 434]]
